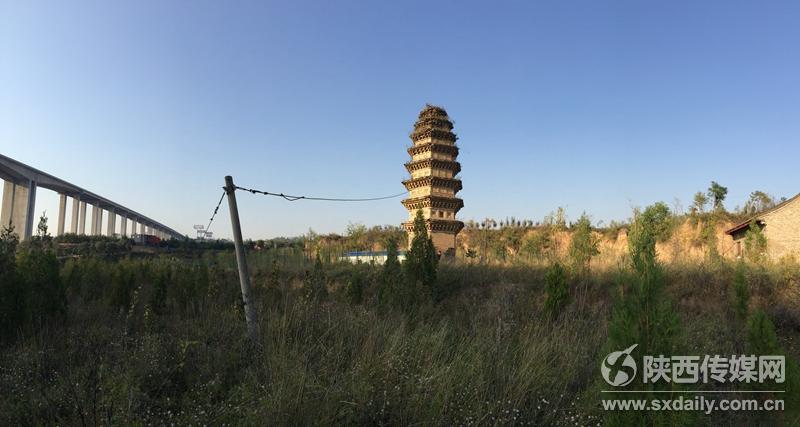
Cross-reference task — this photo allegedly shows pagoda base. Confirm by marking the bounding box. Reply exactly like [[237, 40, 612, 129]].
[[403, 219, 464, 256]]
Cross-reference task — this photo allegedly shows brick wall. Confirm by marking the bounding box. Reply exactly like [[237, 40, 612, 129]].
[[761, 196, 800, 260]]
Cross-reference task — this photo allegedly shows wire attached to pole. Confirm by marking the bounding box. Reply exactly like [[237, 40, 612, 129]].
[[205, 190, 226, 232], [234, 185, 406, 202]]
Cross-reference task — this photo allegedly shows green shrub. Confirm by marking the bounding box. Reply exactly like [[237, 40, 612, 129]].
[[404, 210, 438, 301], [568, 213, 599, 272], [108, 261, 136, 312], [151, 266, 169, 314], [748, 308, 780, 355], [0, 226, 24, 339], [543, 262, 569, 319], [604, 203, 683, 426], [627, 202, 672, 270], [345, 270, 364, 305], [379, 237, 404, 309], [304, 255, 328, 301], [521, 229, 552, 261], [0, 227, 67, 333], [744, 221, 768, 263], [747, 310, 800, 422], [733, 263, 750, 320], [701, 216, 721, 262]]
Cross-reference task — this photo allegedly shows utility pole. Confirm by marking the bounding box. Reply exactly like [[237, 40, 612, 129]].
[[224, 175, 259, 344]]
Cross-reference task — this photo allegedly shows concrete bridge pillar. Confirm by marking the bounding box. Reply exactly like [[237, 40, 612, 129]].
[[97, 209, 104, 235], [78, 201, 87, 234], [120, 216, 128, 237], [1, 181, 15, 228], [130, 218, 137, 236], [70, 196, 80, 233], [140, 223, 146, 235], [106, 208, 116, 236], [1, 180, 37, 240], [23, 181, 35, 239], [57, 194, 67, 236], [90, 205, 100, 235], [89, 205, 96, 235]]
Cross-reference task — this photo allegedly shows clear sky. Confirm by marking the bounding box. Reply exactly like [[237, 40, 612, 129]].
[[1, 1, 799, 239]]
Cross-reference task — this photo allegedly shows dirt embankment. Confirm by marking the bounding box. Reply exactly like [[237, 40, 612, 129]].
[[457, 217, 740, 266]]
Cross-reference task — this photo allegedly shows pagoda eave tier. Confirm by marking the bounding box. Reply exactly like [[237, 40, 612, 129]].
[[403, 219, 465, 234], [407, 143, 459, 157], [411, 128, 457, 143], [402, 196, 464, 211], [418, 105, 449, 119], [402, 176, 462, 192], [404, 159, 461, 174], [413, 118, 453, 132]]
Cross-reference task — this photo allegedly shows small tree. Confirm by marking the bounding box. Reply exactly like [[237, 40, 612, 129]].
[[378, 236, 403, 308], [304, 255, 328, 302], [744, 221, 767, 263], [701, 215, 720, 262], [464, 248, 477, 262], [521, 229, 552, 262], [732, 262, 749, 320], [346, 222, 368, 251], [501, 227, 524, 259], [744, 191, 775, 215], [748, 309, 778, 355], [746, 310, 800, 420], [0, 226, 23, 339], [543, 262, 569, 319], [404, 210, 439, 301], [692, 191, 708, 215], [708, 181, 728, 211], [604, 203, 682, 425], [344, 270, 364, 305], [568, 213, 599, 272], [627, 202, 672, 270], [36, 212, 49, 239], [16, 219, 67, 328]]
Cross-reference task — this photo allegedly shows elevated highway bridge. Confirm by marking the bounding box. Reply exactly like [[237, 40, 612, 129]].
[[0, 153, 182, 241]]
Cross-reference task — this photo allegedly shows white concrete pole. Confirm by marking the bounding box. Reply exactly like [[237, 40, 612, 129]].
[[57, 194, 67, 236], [70, 196, 81, 233], [120, 216, 128, 237], [97, 209, 104, 235], [130, 218, 137, 236], [106, 208, 115, 236], [78, 201, 87, 234], [140, 223, 146, 235], [224, 175, 259, 343]]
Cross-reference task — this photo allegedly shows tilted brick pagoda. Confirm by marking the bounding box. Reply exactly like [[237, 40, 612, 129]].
[[402, 105, 464, 255]]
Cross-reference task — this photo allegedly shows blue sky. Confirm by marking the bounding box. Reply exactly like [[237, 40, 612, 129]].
[[1, 1, 798, 239]]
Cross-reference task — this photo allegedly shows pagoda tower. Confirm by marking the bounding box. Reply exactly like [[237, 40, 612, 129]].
[[402, 105, 464, 255]]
